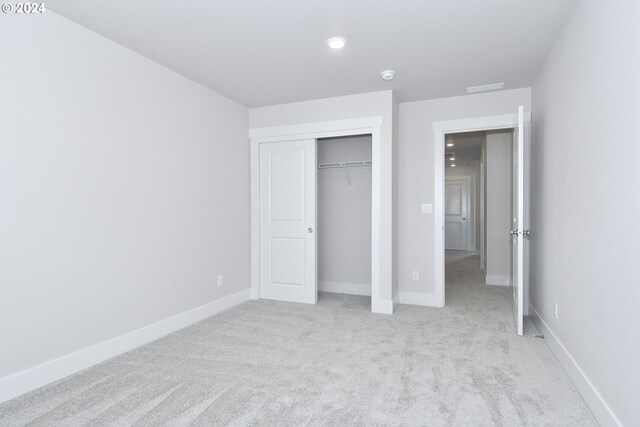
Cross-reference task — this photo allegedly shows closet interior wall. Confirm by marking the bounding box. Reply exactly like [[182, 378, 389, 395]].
[[317, 135, 372, 297]]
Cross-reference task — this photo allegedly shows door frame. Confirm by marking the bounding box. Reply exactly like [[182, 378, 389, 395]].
[[433, 112, 531, 308], [444, 175, 474, 252], [249, 116, 388, 313]]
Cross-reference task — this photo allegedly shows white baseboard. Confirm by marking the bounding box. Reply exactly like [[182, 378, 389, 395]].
[[399, 291, 442, 307], [318, 281, 371, 296], [529, 304, 621, 427], [0, 288, 251, 404], [371, 298, 394, 315], [485, 274, 510, 286]]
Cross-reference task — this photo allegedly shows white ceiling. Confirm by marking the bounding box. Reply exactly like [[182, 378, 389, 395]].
[[49, 0, 577, 107]]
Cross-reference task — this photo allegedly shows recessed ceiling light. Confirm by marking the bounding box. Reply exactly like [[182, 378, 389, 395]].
[[447, 143, 454, 147], [467, 82, 504, 93], [327, 37, 346, 49], [451, 164, 456, 167], [449, 157, 455, 161], [380, 70, 395, 81]]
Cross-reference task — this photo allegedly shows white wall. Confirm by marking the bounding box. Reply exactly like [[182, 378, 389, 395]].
[[485, 132, 512, 286], [317, 136, 372, 295], [531, 0, 640, 425], [398, 89, 531, 301], [0, 12, 249, 387], [250, 91, 396, 305]]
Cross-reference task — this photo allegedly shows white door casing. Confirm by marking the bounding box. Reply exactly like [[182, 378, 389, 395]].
[[433, 110, 531, 310], [249, 116, 390, 314], [445, 178, 468, 251], [259, 139, 316, 304], [511, 106, 526, 336]]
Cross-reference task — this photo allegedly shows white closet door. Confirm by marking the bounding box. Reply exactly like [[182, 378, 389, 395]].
[[259, 139, 316, 304]]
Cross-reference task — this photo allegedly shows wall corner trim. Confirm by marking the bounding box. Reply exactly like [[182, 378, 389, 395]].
[[485, 275, 510, 286], [529, 304, 622, 427], [399, 291, 443, 308], [318, 281, 371, 296], [0, 288, 251, 405], [371, 298, 394, 315]]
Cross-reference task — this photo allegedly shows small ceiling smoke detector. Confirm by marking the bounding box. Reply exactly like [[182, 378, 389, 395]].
[[380, 70, 395, 81], [327, 37, 346, 49], [467, 82, 504, 93]]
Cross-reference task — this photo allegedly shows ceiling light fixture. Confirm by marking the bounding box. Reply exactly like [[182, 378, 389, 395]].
[[380, 70, 395, 81], [449, 157, 455, 161], [447, 143, 454, 147], [327, 37, 346, 49], [467, 82, 504, 94], [451, 164, 456, 168]]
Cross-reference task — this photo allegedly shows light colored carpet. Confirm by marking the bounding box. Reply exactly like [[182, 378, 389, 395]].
[[0, 253, 597, 426]]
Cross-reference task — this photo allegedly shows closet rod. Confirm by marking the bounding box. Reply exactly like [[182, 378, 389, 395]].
[[317, 160, 372, 169]]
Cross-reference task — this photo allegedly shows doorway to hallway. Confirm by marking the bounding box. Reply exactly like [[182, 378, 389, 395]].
[[434, 107, 530, 335]]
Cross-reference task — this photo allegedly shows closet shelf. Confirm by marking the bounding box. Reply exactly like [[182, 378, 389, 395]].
[[317, 160, 372, 169]]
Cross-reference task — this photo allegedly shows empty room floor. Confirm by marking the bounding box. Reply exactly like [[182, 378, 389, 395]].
[[0, 256, 596, 426]]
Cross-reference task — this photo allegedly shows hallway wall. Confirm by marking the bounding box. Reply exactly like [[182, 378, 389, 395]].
[[531, 0, 640, 425]]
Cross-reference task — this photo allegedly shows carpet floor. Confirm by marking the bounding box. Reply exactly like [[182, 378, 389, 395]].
[[0, 252, 597, 426]]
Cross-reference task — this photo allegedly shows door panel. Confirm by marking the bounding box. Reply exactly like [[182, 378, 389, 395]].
[[270, 238, 305, 285], [445, 179, 468, 250], [511, 106, 526, 336], [260, 140, 316, 304], [269, 150, 305, 221]]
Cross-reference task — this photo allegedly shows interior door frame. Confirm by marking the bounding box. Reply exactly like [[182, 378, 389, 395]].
[[249, 116, 388, 313], [444, 176, 474, 251], [433, 112, 531, 308]]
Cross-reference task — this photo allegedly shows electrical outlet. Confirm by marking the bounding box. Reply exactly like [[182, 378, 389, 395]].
[[553, 303, 558, 319], [412, 271, 419, 281], [421, 204, 433, 214], [217, 275, 223, 287]]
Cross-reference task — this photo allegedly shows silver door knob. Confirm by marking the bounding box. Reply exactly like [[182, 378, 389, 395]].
[[523, 230, 531, 239], [308, 227, 313, 233], [510, 230, 520, 236]]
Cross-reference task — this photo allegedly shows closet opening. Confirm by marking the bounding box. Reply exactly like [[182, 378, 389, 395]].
[[317, 134, 372, 309]]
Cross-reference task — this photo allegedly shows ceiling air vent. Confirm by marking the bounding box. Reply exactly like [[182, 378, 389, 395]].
[[467, 83, 504, 93]]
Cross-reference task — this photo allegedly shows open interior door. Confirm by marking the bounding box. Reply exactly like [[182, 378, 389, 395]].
[[511, 106, 527, 335], [259, 139, 317, 304]]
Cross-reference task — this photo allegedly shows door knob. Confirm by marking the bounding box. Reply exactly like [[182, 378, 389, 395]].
[[308, 227, 313, 233], [510, 229, 520, 236], [523, 230, 531, 239], [462, 218, 466, 221]]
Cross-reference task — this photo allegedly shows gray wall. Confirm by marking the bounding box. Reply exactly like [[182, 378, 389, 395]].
[[317, 136, 372, 293], [0, 13, 250, 379], [531, 0, 640, 425], [485, 132, 512, 285]]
